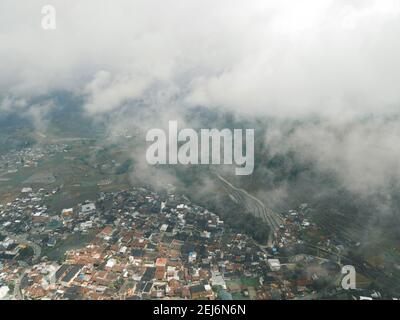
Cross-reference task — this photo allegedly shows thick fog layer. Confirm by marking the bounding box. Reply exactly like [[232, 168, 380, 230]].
[[1, 0, 400, 197]]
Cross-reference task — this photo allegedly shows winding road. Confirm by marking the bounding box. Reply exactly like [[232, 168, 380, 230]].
[[2, 232, 41, 262], [214, 172, 283, 246]]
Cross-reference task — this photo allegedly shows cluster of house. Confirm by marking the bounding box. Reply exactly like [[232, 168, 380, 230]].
[[0, 144, 66, 177], [0, 186, 68, 251], [1, 186, 380, 300], [2, 188, 261, 299]]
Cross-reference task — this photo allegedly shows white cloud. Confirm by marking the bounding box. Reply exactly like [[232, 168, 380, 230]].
[[0, 0, 399, 118], [2, 0, 400, 195]]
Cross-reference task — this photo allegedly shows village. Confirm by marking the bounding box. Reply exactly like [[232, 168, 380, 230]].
[[0, 180, 378, 300]]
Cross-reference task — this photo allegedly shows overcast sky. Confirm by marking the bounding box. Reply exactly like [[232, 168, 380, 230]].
[[1, 0, 400, 119], [1, 1, 400, 196]]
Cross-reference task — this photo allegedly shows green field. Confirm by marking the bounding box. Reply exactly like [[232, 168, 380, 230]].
[[0, 139, 133, 212]]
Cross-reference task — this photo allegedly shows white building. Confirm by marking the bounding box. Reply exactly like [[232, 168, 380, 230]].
[[81, 203, 96, 214], [188, 252, 197, 263], [267, 259, 281, 271], [0, 286, 10, 299]]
